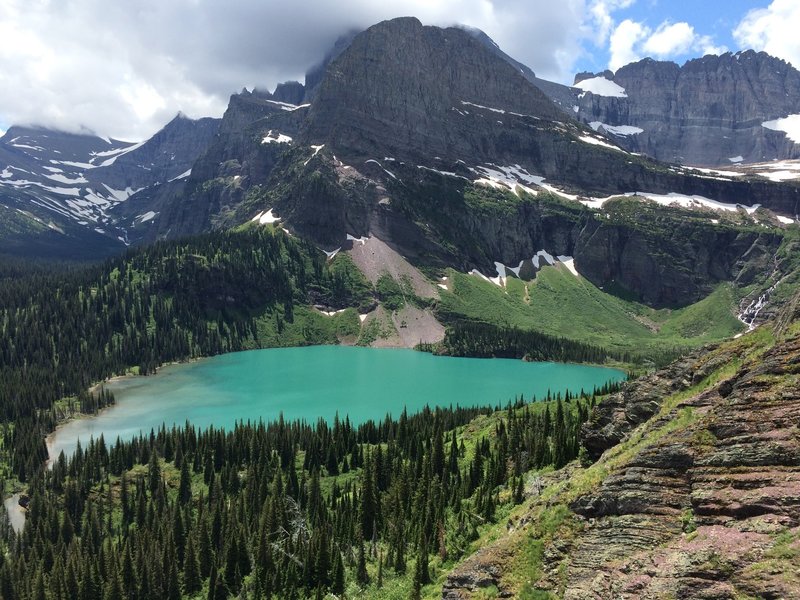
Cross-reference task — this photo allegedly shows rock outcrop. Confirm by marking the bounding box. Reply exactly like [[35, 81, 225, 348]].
[[565, 51, 800, 166], [444, 308, 800, 599], [563, 334, 800, 598]]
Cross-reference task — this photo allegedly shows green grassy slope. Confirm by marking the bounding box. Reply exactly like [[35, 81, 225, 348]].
[[437, 264, 746, 360]]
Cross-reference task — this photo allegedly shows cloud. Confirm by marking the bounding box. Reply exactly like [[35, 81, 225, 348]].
[[0, 0, 614, 141], [608, 19, 727, 71], [734, 0, 800, 69], [609, 19, 650, 70], [643, 22, 696, 56], [588, 0, 636, 45]]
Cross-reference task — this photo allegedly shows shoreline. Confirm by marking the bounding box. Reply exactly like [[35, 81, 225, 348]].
[[46, 356, 208, 464], [43, 348, 625, 464]]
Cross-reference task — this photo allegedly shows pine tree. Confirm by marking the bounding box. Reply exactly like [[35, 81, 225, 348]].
[[359, 452, 378, 540], [356, 538, 369, 586], [183, 534, 202, 595], [148, 451, 162, 496], [179, 459, 192, 505], [207, 566, 228, 600], [331, 550, 345, 595], [32, 570, 46, 600], [224, 536, 242, 594], [411, 555, 424, 600]]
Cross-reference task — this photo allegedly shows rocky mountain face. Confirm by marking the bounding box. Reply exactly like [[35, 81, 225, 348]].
[[553, 51, 800, 166], [300, 17, 565, 163], [0, 115, 219, 258], [138, 17, 800, 310], [444, 301, 800, 598], [4, 17, 800, 315], [146, 89, 310, 242]]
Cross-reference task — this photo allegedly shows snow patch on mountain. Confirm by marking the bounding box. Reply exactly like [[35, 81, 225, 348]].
[[558, 256, 579, 277], [574, 77, 628, 98], [762, 114, 800, 144], [533, 250, 555, 269], [471, 164, 579, 201], [168, 170, 192, 182], [460, 101, 539, 120], [366, 159, 398, 180], [758, 170, 800, 182], [52, 160, 96, 170], [471, 164, 540, 196], [740, 160, 800, 182], [10, 143, 46, 152], [471, 250, 579, 287], [94, 140, 145, 167], [581, 192, 762, 215], [261, 131, 292, 144], [418, 165, 470, 180], [578, 135, 625, 152], [346, 233, 368, 246], [45, 173, 89, 185], [251, 208, 280, 225], [460, 100, 507, 114], [680, 166, 745, 179], [304, 145, 325, 166], [589, 122, 644, 136], [265, 100, 311, 112]]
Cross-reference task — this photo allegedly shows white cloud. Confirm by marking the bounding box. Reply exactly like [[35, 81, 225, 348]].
[[609, 19, 726, 71], [1, 0, 745, 141], [698, 37, 728, 58], [588, 0, 636, 45], [0, 0, 615, 141], [734, 0, 800, 69], [643, 22, 696, 57], [609, 19, 649, 70]]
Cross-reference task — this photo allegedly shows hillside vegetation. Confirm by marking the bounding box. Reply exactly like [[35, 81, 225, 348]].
[[438, 266, 746, 365]]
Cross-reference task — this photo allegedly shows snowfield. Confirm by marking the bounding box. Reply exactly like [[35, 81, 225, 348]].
[[251, 209, 281, 225], [261, 131, 292, 144], [762, 114, 800, 144], [471, 250, 579, 287], [589, 122, 644, 136], [574, 76, 628, 98]]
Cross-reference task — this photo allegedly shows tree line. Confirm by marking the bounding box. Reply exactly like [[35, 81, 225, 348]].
[[0, 227, 369, 481], [0, 391, 606, 599]]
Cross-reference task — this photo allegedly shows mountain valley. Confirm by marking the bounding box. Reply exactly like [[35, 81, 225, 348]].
[[0, 13, 799, 600]]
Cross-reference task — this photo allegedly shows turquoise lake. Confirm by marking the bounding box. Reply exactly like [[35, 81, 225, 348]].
[[48, 346, 624, 458]]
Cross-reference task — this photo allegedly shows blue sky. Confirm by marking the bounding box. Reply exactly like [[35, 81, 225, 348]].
[[0, 0, 796, 140], [574, 0, 788, 76]]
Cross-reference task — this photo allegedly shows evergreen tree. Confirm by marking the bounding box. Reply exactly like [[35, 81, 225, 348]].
[[183, 534, 202, 595], [179, 459, 192, 505], [357, 538, 369, 586]]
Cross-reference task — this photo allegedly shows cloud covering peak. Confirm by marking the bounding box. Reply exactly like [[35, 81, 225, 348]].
[[0, 1, 793, 140]]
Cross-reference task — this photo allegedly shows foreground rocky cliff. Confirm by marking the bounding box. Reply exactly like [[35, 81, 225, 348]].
[[443, 301, 800, 599]]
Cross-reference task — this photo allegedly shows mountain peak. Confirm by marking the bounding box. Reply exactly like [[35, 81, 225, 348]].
[[302, 17, 563, 161], [372, 15, 423, 30]]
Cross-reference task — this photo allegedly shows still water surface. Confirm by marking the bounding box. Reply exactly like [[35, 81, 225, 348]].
[[49, 346, 624, 458]]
